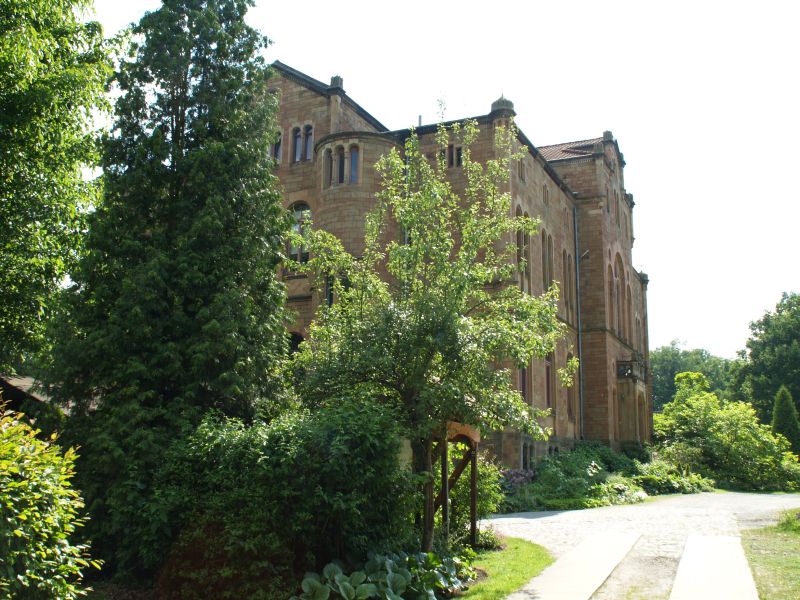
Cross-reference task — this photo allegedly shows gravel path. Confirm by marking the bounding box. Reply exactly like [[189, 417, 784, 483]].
[[486, 492, 800, 599]]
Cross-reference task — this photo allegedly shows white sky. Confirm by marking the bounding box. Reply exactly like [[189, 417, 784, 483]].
[[92, 0, 799, 359]]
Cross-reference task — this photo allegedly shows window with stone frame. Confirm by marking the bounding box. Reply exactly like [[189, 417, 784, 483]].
[[289, 202, 310, 264]]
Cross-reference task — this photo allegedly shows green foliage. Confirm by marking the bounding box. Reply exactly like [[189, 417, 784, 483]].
[[498, 441, 717, 512], [499, 443, 647, 512], [650, 341, 735, 409], [46, 0, 290, 577], [631, 458, 714, 495], [0, 409, 100, 598], [772, 386, 800, 454], [733, 292, 800, 422], [151, 396, 415, 599], [654, 372, 800, 491], [295, 551, 475, 600], [0, 0, 110, 371], [291, 118, 571, 548], [777, 510, 800, 535]]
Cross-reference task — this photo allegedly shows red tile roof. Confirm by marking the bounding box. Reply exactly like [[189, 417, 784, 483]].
[[538, 137, 603, 162]]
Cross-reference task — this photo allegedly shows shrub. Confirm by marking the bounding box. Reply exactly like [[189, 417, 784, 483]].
[[0, 409, 99, 599], [632, 458, 715, 495], [655, 372, 800, 491], [150, 394, 415, 599], [294, 551, 475, 600], [588, 474, 647, 505]]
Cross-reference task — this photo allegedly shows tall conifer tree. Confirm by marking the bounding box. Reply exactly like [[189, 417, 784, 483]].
[[49, 0, 288, 575], [772, 385, 800, 454]]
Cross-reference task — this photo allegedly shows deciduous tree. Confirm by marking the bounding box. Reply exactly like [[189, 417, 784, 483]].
[[0, 0, 109, 371], [294, 121, 573, 551], [650, 341, 734, 409], [733, 293, 800, 422], [48, 0, 289, 575]]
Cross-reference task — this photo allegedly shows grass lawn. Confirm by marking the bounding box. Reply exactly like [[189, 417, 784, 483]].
[[742, 510, 800, 600], [460, 536, 553, 600]]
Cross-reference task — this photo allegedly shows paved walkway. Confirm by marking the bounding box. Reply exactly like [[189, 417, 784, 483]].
[[487, 491, 800, 599]]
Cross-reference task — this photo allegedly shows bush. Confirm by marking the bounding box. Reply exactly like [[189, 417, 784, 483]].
[[294, 551, 475, 600], [150, 394, 415, 599], [655, 372, 800, 491], [632, 458, 715, 495], [0, 409, 99, 599], [589, 474, 647, 505]]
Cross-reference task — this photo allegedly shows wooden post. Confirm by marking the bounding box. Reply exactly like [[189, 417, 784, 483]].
[[470, 442, 478, 547], [441, 435, 449, 543]]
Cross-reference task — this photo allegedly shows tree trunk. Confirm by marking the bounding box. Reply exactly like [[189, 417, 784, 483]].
[[412, 436, 435, 552]]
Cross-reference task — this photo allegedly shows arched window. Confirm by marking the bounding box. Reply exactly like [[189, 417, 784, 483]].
[[523, 211, 531, 290], [349, 145, 359, 183], [325, 276, 334, 307], [289, 332, 304, 354], [303, 125, 313, 161], [516, 206, 524, 288], [566, 353, 575, 421], [292, 127, 302, 162], [562, 249, 569, 316], [626, 285, 633, 343], [568, 254, 575, 324], [541, 229, 548, 290], [272, 132, 282, 163], [323, 148, 332, 188], [607, 265, 614, 329], [542, 184, 549, 207], [289, 203, 310, 263], [336, 146, 345, 184]]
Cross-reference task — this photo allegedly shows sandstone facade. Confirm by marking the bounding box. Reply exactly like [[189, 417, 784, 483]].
[[271, 61, 651, 467]]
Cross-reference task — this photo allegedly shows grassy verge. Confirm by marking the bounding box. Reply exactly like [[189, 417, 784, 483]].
[[741, 510, 800, 600], [460, 536, 553, 600]]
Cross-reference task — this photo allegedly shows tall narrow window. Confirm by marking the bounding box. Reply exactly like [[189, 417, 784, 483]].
[[520, 367, 528, 403], [547, 235, 554, 289], [289, 203, 310, 264], [523, 212, 531, 287], [272, 132, 282, 163], [516, 207, 524, 287], [566, 353, 575, 421], [568, 254, 575, 323], [323, 148, 332, 188], [447, 144, 454, 167], [325, 276, 334, 307], [349, 145, 359, 183], [545, 352, 554, 409], [562, 250, 569, 316], [336, 146, 345, 184], [292, 127, 301, 162], [541, 229, 548, 290], [289, 333, 304, 354], [607, 265, 614, 329], [303, 125, 313, 161], [456, 146, 462, 167]]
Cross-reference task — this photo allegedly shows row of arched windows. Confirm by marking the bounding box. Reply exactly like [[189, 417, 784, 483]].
[[271, 125, 314, 164], [607, 254, 636, 346], [322, 145, 359, 187], [515, 211, 576, 326]]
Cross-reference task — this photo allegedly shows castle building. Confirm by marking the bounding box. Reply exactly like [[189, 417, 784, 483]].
[[270, 61, 651, 467]]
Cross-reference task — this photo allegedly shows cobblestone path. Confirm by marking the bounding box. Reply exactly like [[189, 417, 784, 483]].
[[487, 491, 800, 599]]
